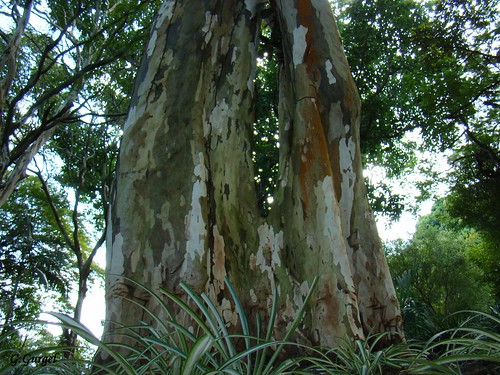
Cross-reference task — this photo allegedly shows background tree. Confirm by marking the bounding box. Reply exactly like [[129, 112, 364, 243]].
[[330, 0, 499, 219], [0, 176, 73, 343], [386, 199, 497, 340], [0, 0, 162, 352], [0, 0, 159, 206]]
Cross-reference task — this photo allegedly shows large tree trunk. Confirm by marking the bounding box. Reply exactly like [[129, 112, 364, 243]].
[[102, 0, 403, 359]]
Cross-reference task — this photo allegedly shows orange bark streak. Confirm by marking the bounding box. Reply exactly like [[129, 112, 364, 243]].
[[298, 100, 332, 213], [330, 140, 342, 200], [295, 0, 334, 212], [297, 0, 320, 81]]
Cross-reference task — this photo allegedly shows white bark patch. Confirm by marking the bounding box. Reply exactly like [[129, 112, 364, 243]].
[[209, 99, 229, 136], [314, 177, 354, 287], [182, 153, 208, 274], [293, 25, 308, 67], [163, 49, 174, 67], [315, 177, 338, 241], [108, 233, 125, 275], [255, 224, 283, 290], [202, 12, 216, 44], [193, 151, 208, 180], [338, 134, 356, 237], [325, 60, 337, 84], [221, 297, 238, 326], [155, 1, 176, 28], [328, 101, 343, 143], [123, 105, 136, 132], [147, 30, 158, 57], [294, 281, 310, 312], [249, 289, 258, 304], [133, 47, 173, 113], [231, 46, 238, 63]]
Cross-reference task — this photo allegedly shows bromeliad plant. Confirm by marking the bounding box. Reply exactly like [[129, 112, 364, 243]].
[[409, 309, 500, 374], [1, 280, 498, 374], [1, 277, 319, 374], [92, 276, 319, 374]]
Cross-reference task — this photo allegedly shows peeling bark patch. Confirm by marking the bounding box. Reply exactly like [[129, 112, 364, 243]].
[[212, 225, 226, 292], [249, 253, 257, 271], [147, 31, 158, 57], [313, 177, 354, 290], [295, 280, 310, 310], [221, 297, 238, 326], [108, 233, 125, 275], [155, 0, 176, 28], [328, 101, 343, 143], [256, 224, 283, 290], [338, 135, 356, 236], [146, 1, 177, 59], [209, 99, 229, 136], [313, 176, 339, 244], [249, 288, 258, 304], [293, 25, 308, 67], [202, 12, 217, 44], [325, 60, 337, 84], [182, 153, 208, 270]]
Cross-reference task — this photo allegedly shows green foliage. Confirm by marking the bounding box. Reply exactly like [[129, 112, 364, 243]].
[[428, 0, 500, 265], [0, 177, 74, 335], [410, 310, 500, 374], [332, 0, 499, 218], [336, 0, 427, 148], [1, 0, 163, 348], [253, 22, 280, 216], [297, 332, 416, 374], [447, 143, 500, 270], [1, 281, 498, 374], [0, 0, 162, 205], [386, 200, 497, 340], [1, 277, 319, 374]]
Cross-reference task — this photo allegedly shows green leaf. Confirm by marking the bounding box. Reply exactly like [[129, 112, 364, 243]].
[[182, 334, 213, 375]]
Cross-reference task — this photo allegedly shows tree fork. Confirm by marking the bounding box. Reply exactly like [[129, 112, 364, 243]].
[[101, 0, 403, 359]]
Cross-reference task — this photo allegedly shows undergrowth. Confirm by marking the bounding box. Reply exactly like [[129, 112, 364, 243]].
[[1, 278, 498, 374]]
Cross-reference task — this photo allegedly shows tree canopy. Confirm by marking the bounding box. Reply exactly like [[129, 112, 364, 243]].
[[386, 198, 498, 339]]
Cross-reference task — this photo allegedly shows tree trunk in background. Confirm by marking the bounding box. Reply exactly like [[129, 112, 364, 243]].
[[102, 0, 403, 357]]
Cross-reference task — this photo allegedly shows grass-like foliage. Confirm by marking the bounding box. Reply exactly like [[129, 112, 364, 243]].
[[1, 280, 498, 374]]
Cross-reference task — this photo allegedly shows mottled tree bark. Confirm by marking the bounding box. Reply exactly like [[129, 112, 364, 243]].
[[271, 0, 402, 343], [102, 0, 403, 358]]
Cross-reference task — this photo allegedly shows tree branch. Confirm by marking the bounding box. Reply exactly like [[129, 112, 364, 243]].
[[32, 166, 75, 252]]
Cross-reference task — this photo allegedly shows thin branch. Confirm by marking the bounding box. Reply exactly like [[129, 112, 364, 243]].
[[31, 166, 75, 252]]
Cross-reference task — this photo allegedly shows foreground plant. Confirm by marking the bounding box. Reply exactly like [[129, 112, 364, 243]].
[[409, 310, 500, 374], [2, 277, 318, 374], [1, 284, 498, 374]]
